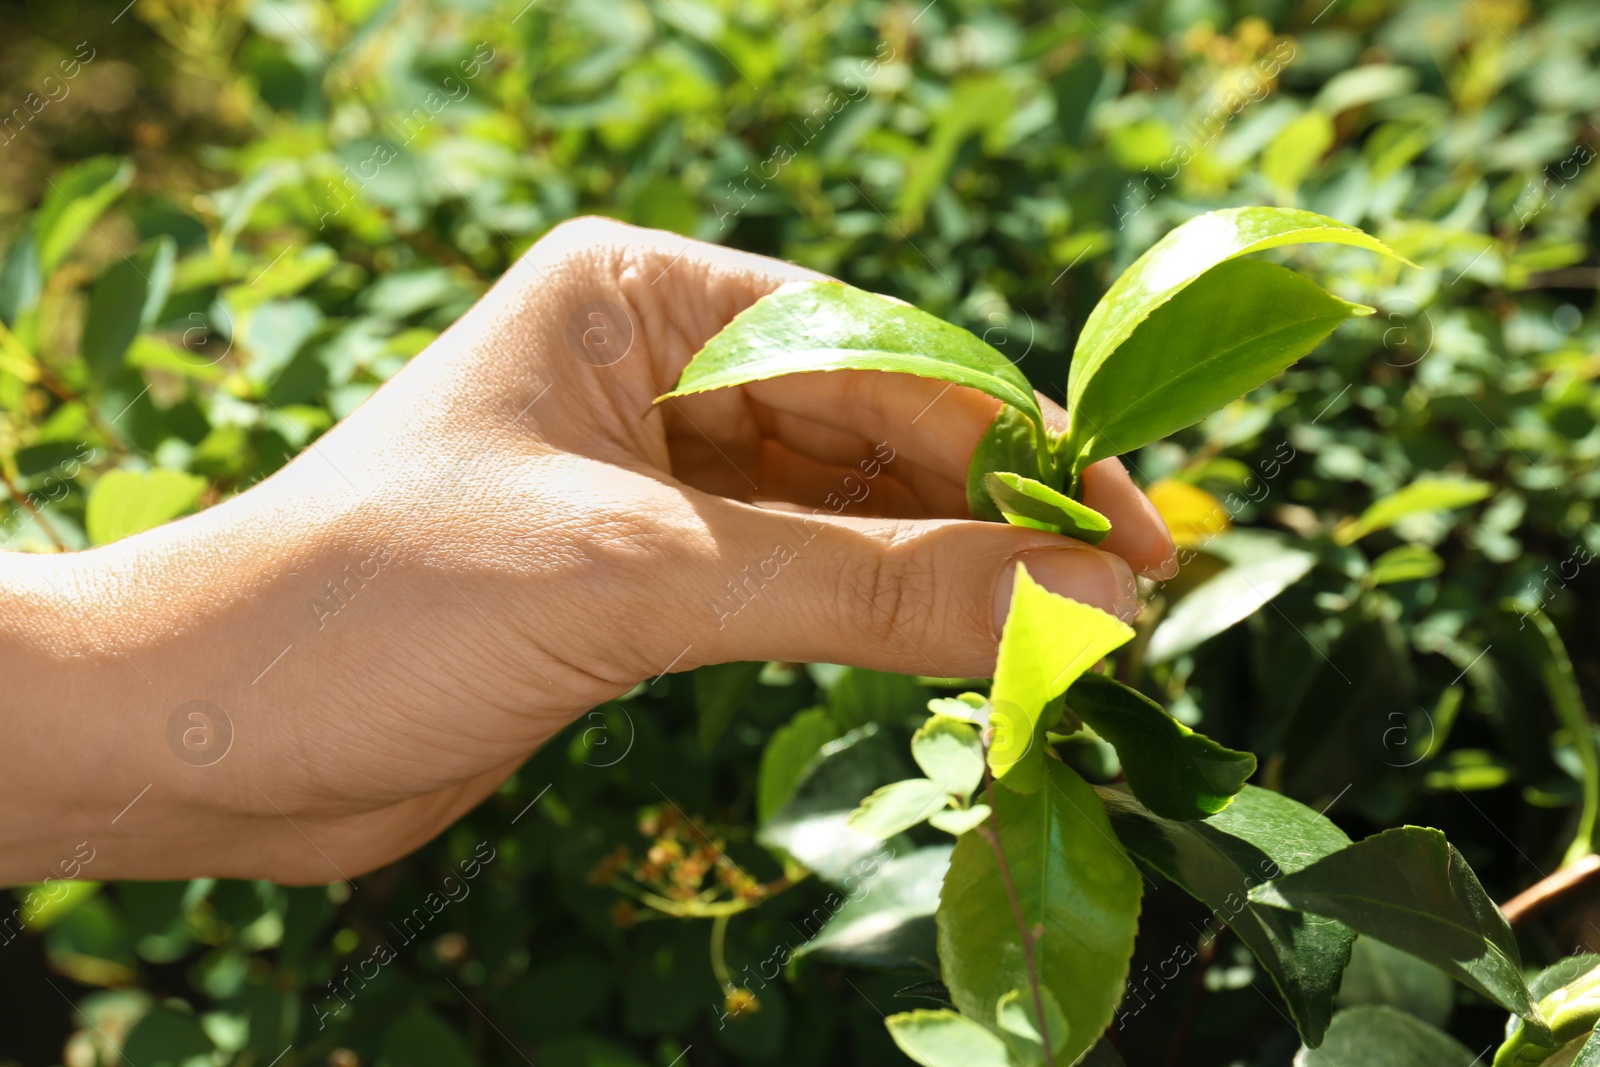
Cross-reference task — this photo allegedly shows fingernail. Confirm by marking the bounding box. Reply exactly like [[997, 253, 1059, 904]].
[[992, 548, 1139, 636]]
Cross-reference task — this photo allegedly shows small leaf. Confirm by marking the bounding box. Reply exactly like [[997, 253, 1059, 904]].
[[1066, 674, 1255, 819], [694, 661, 764, 751], [1368, 544, 1445, 585], [847, 779, 952, 839], [967, 405, 1048, 521], [85, 468, 208, 546], [1064, 258, 1373, 476], [912, 717, 985, 797], [660, 280, 1043, 433], [989, 565, 1134, 788], [1147, 531, 1317, 664], [885, 1009, 1011, 1067], [928, 693, 989, 725], [757, 708, 840, 825], [80, 238, 175, 385], [797, 845, 952, 970], [1250, 827, 1543, 1029], [1334, 477, 1492, 545], [1296, 1005, 1479, 1066], [36, 156, 134, 273], [929, 805, 991, 836], [938, 762, 1142, 1065], [984, 472, 1113, 543], [1263, 110, 1336, 198], [1099, 784, 1355, 1046], [997, 986, 1071, 1067]]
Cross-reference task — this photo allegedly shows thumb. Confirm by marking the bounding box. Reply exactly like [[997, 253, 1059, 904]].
[[676, 494, 1139, 679]]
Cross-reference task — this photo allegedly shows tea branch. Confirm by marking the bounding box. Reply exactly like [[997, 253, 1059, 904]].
[[980, 776, 1057, 1067]]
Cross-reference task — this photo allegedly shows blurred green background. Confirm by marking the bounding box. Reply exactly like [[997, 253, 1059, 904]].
[[1, 0, 1599, 1063]]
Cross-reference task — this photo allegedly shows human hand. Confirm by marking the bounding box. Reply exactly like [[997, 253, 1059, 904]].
[[2, 218, 1173, 884]]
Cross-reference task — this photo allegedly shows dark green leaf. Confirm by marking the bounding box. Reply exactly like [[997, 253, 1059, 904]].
[[81, 239, 175, 385], [938, 762, 1142, 1064], [984, 471, 1112, 543], [1099, 784, 1355, 1046], [756, 708, 840, 825], [1250, 827, 1542, 1028], [967, 405, 1047, 521], [1336, 937, 1454, 1029], [694, 661, 764, 751], [1067, 674, 1254, 819], [1296, 1005, 1477, 1066]]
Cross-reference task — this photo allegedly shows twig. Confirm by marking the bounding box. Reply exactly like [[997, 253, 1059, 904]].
[[981, 778, 1057, 1067], [1502, 854, 1600, 926]]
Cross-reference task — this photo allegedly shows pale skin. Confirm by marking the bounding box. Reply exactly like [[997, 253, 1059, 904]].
[[0, 218, 1175, 886]]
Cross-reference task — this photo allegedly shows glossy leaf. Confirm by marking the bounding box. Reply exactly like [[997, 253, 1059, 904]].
[[984, 471, 1112, 543], [1296, 1006, 1478, 1066], [797, 845, 952, 970], [847, 778, 951, 839], [1251, 827, 1542, 1028], [886, 1010, 1011, 1067], [1495, 955, 1600, 1066], [937, 762, 1142, 1065], [1066, 207, 1405, 463], [1147, 531, 1316, 664], [756, 708, 840, 824], [967, 405, 1048, 521], [1064, 258, 1372, 475], [85, 468, 208, 546], [997, 986, 1070, 1067], [1099, 784, 1355, 1046], [660, 280, 1043, 432], [1334, 477, 1492, 545], [989, 565, 1134, 788], [911, 717, 984, 798], [1066, 674, 1254, 819]]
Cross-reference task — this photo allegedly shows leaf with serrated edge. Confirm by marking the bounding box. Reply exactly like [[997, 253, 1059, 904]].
[[847, 778, 951, 839], [1250, 826, 1543, 1030], [1067, 674, 1254, 820], [1099, 784, 1355, 1046], [985, 471, 1113, 543], [997, 986, 1070, 1067], [938, 762, 1142, 1065], [968, 405, 1049, 520], [989, 565, 1134, 788], [912, 717, 985, 798]]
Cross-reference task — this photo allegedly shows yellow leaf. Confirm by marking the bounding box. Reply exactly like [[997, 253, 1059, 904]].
[[1147, 479, 1230, 548]]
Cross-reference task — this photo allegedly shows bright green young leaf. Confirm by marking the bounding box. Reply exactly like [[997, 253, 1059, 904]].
[[967, 405, 1049, 521], [1296, 1006, 1479, 1067], [1147, 531, 1317, 664], [929, 805, 991, 836], [847, 778, 952, 839], [1497, 956, 1600, 1067], [756, 708, 842, 825], [938, 762, 1142, 1065], [1099, 785, 1355, 1047], [1063, 258, 1374, 476], [797, 845, 951, 970], [984, 471, 1112, 543], [1263, 110, 1336, 197], [886, 1009, 1011, 1067], [36, 157, 135, 274], [1369, 544, 1445, 585], [927, 692, 989, 725], [1066, 674, 1255, 819], [997, 986, 1070, 1067], [1518, 605, 1598, 867], [1250, 827, 1543, 1029], [989, 565, 1134, 787], [694, 661, 764, 751], [660, 279, 1043, 436], [1334, 477, 1492, 544], [912, 717, 984, 798], [85, 468, 208, 546], [1066, 207, 1406, 455]]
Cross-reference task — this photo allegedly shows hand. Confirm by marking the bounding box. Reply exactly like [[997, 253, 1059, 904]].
[[1, 218, 1174, 884]]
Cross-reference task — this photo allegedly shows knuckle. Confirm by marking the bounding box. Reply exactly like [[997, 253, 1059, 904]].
[[839, 525, 936, 645]]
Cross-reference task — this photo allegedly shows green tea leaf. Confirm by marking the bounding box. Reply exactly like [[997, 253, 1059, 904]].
[[1099, 785, 1355, 1046], [1368, 544, 1445, 585], [1068, 207, 1403, 428], [80, 238, 176, 385], [886, 1009, 1011, 1067], [847, 778, 952, 839], [1251, 827, 1542, 1028], [1064, 258, 1373, 475], [85, 468, 208, 546], [1337, 937, 1454, 1029], [36, 157, 135, 273], [1066, 674, 1254, 819], [1147, 531, 1317, 664], [937, 762, 1142, 1065], [929, 805, 991, 836], [1334, 477, 1492, 545], [756, 708, 842, 825], [797, 845, 951, 970], [989, 565, 1134, 788], [984, 471, 1113, 544], [660, 279, 1043, 432], [997, 986, 1070, 1067], [694, 661, 764, 751], [1296, 1006, 1479, 1066], [1496, 956, 1600, 1067], [912, 717, 984, 798], [967, 405, 1048, 521]]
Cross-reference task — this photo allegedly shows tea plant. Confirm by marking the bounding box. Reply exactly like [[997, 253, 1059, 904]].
[[656, 207, 1593, 1064]]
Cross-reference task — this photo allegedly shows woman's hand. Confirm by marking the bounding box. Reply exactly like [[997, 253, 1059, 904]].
[[1, 218, 1174, 884]]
